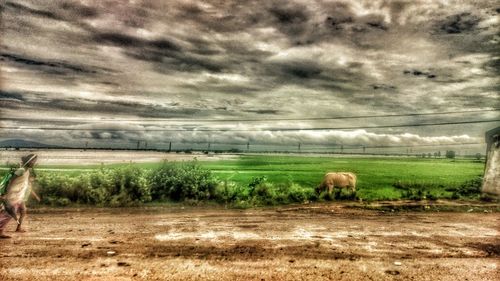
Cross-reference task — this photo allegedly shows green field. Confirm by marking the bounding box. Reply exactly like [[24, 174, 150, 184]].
[[3, 155, 484, 202], [201, 155, 484, 200]]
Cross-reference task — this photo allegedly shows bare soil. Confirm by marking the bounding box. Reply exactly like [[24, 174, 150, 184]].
[[0, 204, 498, 281]]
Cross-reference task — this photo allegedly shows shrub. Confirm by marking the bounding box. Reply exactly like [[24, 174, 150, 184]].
[[108, 166, 152, 206], [248, 176, 268, 190], [393, 181, 429, 200], [213, 181, 243, 204], [285, 183, 315, 203], [37, 165, 152, 206], [149, 161, 218, 201], [213, 176, 315, 206], [447, 177, 483, 198]]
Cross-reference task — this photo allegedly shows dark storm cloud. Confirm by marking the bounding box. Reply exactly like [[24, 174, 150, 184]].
[[4, 1, 60, 20], [371, 84, 396, 90], [485, 57, 500, 75], [147, 52, 225, 73], [92, 31, 229, 73], [0, 52, 100, 75], [325, 9, 389, 33], [94, 32, 181, 52], [324, 2, 354, 28], [438, 12, 481, 34], [0, 90, 201, 119], [243, 109, 282, 115], [277, 61, 323, 79], [403, 69, 437, 79], [4, 85, 252, 122], [0, 90, 25, 102], [268, 2, 311, 38]]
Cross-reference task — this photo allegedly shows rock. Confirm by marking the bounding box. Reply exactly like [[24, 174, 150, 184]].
[[394, 261, 402, 266], [107, 251, 116, 256], [117, 261, 131, 267]]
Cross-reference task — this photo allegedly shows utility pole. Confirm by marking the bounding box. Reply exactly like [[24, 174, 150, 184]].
[[341, 145, 344, 153], [145, 141, 148, 150], [247, 142, 250, 152], [298, 142, 301, 153], [363, 146, 366, 154], [168, 142, 172, 152], [136, 141, 140, 150]]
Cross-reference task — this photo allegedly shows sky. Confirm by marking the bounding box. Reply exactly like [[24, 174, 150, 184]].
[[0, 0, 499, 153]]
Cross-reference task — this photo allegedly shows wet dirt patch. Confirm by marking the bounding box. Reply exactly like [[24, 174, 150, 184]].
[[465, 242, 500, 257]]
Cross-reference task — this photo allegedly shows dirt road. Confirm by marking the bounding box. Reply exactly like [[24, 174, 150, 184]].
[[0, 149, 236, 165], [0, 205, 498, 281]]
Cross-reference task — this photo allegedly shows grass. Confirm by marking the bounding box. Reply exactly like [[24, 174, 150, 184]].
[[1, 155, 485, 203], [199, 155, 484, 200]]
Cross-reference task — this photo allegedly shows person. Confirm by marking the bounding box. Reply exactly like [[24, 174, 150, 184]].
[[0, 154, 40, 239]]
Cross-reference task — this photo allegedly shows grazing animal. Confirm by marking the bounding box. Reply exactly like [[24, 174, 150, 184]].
[[317, 172, 357, 195]]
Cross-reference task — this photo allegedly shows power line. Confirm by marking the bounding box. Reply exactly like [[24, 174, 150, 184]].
[[1, 109, 498, 123], [1, 119, 499, 132], [0, 142, 484, 152], [298, 142, 483, 150]]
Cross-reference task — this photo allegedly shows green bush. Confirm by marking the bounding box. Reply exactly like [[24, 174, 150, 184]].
[[211, 176, 315, 206], [149, 161, 218, 201], [393, 181, 440, 201], [37, 165, 152, 206], [445, 177, 482, 199], [213, 181, 249, 204]]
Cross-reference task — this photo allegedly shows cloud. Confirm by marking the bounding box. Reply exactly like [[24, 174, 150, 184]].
[[0, 90, 25, 102], [1, 0, 498, 152], [58, 1, 99, 19], [438, 12, 481, 34], [0, 52, 100, 75], [4, 1, 60, 20]]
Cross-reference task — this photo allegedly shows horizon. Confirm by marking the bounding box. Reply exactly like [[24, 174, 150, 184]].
[[0, 137, 490, 156]]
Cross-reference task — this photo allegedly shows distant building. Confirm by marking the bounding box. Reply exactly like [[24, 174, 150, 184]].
[[482, 127, 500, 196]]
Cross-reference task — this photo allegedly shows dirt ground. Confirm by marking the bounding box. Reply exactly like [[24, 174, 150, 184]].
[[0, 204, 498, 281]]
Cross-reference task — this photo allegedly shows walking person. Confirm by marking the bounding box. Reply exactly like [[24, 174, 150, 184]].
[[0, 154, 40, 239]]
